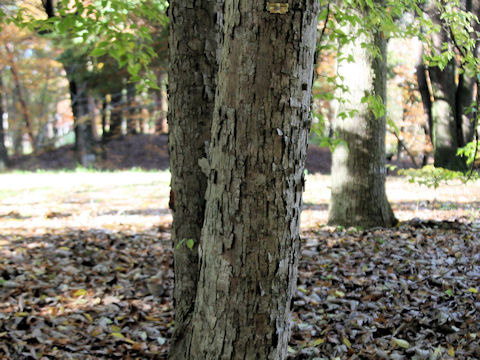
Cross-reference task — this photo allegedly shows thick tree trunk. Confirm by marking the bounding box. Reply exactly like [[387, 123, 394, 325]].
[[183, 1, 319, 358], [328, 6, 396, 228], [167, 0, 221, 357], [0, 73, 8, 170], [418, 1, 479, 171]]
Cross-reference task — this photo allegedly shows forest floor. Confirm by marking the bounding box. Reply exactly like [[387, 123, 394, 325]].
[[0, 135, 479, 359]]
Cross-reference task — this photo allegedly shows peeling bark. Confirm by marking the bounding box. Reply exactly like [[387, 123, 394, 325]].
[[167, 0, 222, 357], [185, 1, 319, 358]]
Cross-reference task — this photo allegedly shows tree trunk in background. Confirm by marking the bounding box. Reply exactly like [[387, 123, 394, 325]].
[[0, 73, 8, 170], [418, 1, 479, 171], [126, 83, 138, 134], [328, 5, 396, 228], [65, 66, 96, 166], [154, 72, 167, 134], [42, 0, 96, 166], [185, 1, 318, 358], [167, 0, 221, 357], [106, 92, 124, 140], [5, 44, 35, 151]]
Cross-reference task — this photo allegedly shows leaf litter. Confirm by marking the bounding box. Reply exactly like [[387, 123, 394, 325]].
[[290, 219, 480, 359], [0, 172, 479, 359], [0, 227, 174, 359]]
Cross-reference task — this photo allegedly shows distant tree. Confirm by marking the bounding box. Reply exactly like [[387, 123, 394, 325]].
[[0, 72, 8, 169], [42, 1, 97, 166], [4, 42, 35, 150], [328, 1, 397, 228], [417, 0, 479, 171]]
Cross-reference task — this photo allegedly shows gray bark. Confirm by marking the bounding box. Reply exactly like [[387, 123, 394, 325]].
[[167, 0, 222, 357], [185, 1, 319, 359], [328, 5, 397, 228]]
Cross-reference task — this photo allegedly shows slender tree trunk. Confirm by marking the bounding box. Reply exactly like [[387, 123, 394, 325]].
[[0, 73, 8, 170], [416, 54, 433, 141], [126, 83, 138, 134], [167, 0, 221, 357], [328, 4, 396, 228], [183, 1, 319, 358], [154, 72, 167, 134], [5, 43, 35, 151], [42, 0, 96, 166], [106, 91, 124, 140]]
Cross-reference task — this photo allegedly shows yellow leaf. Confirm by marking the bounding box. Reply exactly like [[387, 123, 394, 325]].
[[392, 338, 410, 349], [111, 325, 122, 333], [84, 313, 93, 322], [111, 332, 125, 340], [334, 290, 345, 298], [311, 338, 325, 346], [59, 246, 70, 251], [124, 337, 137, 345], [145, 316, 162, 322], [91, 328, 102, 337], [448, 346, 455, 357], [14, 312, 28, 317], [342, 337, 351, 348], [467, 287, 478, 294], [73, 289, 87, 297]]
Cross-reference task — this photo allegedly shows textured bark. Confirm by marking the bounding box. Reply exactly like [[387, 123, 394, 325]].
[[167, 0, 221, 358], [328, 5, 396, 228], [185, 1, 319, 359]]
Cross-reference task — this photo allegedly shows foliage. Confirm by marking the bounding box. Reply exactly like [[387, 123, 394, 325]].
[[399, 165, 478, 189], [10, 0, 168, 91], [457, 140, 480, 166]]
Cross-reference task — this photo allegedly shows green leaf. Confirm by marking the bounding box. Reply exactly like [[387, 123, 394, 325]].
[[186, 239, 195, 250], [392, 338, 410, 349], [90, 47, 107, 57]]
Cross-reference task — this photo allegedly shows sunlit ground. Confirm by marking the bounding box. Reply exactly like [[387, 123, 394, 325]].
[[0, 171, 479, 235]]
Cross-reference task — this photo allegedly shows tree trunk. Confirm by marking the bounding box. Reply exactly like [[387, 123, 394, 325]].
[[126, 83, 138, 134], [65, 66, 96, 167], [154, 72, 167, 134], [183, 1, 319, 358], [42, 0, 96, 166], [0, 73, 8, 170], [5, 43, 35, 151], [106, 91, 124, 140], [167, 0, 221, 357], [328, 5, 397, 228], [418, 1, 479, 171]]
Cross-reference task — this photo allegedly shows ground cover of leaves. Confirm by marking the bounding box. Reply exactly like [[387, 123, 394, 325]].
[[0, 172, 479, 359]]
